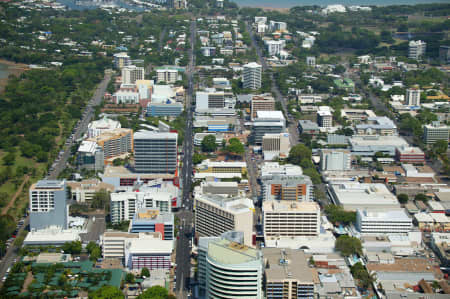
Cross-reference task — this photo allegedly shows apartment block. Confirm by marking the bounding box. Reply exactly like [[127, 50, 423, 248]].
[[113, 52, 131, 69], [243, 62, 262, 90], [406, 88, 421, 106], [408, 40, 426, 60], [423, 122, 450, 145], [251, 94, 275, 120], [121, 65, 145, 85], [262, 133, 291, 160], [156, 68, 178, 83], [86, 128, 133, 160]]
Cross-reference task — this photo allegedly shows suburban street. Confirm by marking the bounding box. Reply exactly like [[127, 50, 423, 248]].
[[175, 19, 196, 299]]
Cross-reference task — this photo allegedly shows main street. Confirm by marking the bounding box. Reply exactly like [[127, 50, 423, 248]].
[[175, 19, 196, 299]]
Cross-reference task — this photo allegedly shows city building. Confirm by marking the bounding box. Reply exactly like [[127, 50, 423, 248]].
[[319, 149, 351, 171], [328, 182, 400, 211], [395, 146, 425, 164], [431, 233, 450, 266], [24, 227, 81, 246], [341, 109, 376, 123], [263, 248, 315, 299], [298, 120, 320, 136], [113, 52, 131, 69], [262, 132, 291, 160], [29, 180, 69, 230], [263, 200, 320, 240], [356, 209, 412, 234], [193, 133, 224, 146], [423, 122, 450, 144], [243, 62, 262, 90], [113, 87, 140, 105], [251, 94, 275, 120], [408, 40, 426, 60], [306, 56, 316, 67], [101, 166, 179, 188], [147, 102, 183, 117], [129, 208, 174, 240], [76, 140, 104, 171], [355, 116, 397, 136], [269, 21, 287, 32], [194, 181, 239, 197], [317, 107, 332, 128], [87, 116, 121, 138], [121, 65, 145, 85], [194, 194, 254, 246], [101, 231, 139, 260], [156, 68, 178, 83], [406, 88, 421, 106], [265, 40, 284, 56], [261, 162, 314, 202], [196, 159, 247, 175], [136, 79, 153, 107], [205, 239, 263, 299], [212, 77, 231, 90], [133, 131, 178, 174], [67, 179, 114, 203], [349, 135, 409, 156], [252, 110, 286, 144], [195, 90, 225, 111], [86, 128, 133, 160], [124, 232, 173, 270]]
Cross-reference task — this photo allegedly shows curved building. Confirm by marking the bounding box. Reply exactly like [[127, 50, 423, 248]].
[[205, 239, 263, 299]]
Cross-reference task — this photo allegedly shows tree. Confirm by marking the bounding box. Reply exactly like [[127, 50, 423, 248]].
[[432, 139, 448, 155], [201, 135, 217, 152], [141, 267, 150, 278], [335, 235, 362, 257], [351, 262, 375, 289], [225, 138, 244, 156], [91, 189, 110, 209], [89, 285, 124, 299], [325, 205, 356, 225], [287, 144, 312, 166], [125, 273, 135, 283], [137, 286, 169, 299], [62, 241, 82, 254], [415, 193, 429, 202], [193, 152, 206, 165], [397, 193, 409, 204]]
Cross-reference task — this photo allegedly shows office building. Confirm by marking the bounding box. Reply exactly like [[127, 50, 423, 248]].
[[243, 62, 262, 90], [320, 149, 351, 171], [101, 231, 139, 260], [110, 182, 178, 223], [124, 232, 173, 270], [195, 91, 225, 111], [262, 132, 291, 160], [67, 179, 114, 203], [76, 141, 104, 172], [147, 102, 183, 117], [121, 65, 145, 85], [87, 117, 121, 138], [263, 200, 320, 239], [349, 135, 408, 156], [298, 120, 320, 136], [263, 248, 315, 299], [269, 21, 287, 32], [261, 163, 314, 202], [194, 181, 239, 197], [113, 52, 131, 69], [317, 107, 333, 128], [156, 68, 178, 83], [205, 239, 263, 299], [252, 110, 286, 144], [355, 116, 397, 136], [328, 182, 400, 211], [193, 133, 224, 147], [113, 87, 140, 105], [136, 80, 153, 106], [196, 159, 247, 175], [395, 146, 425, 164], [194, 194, 254, 246], [265, 40, 284, 56], [29, 180, 68, 230], [86, 128, 133, 160], [356, 209, 412, 234], [423, 122, 450, 144], [406, 88, 421, 106], [134, 131, 178, 174], [408, 40, 426, 60], [129, 209, 174, 240], [341, 109, 376, 122], [251, 94, 275, 120]]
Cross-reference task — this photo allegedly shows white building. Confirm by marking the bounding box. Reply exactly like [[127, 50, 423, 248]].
[[194, 194, 254, 246], [87, 116, 121, 138], [252, 110, 286, 144], [156, 68, 178, 84], [124, 232, 173, 270], [243, 62, 262, 90], [263, 200, 320, 240], [423, 121, 450, 144], [317, 107, 333, 128], [356, 209, 412, 234], [265, 40, 284, 56], [195, 90, 225, 111], [409, 40, 426, 60], [113, 88, 140, 104], [322, 4, 346, 14], [406, 88, 421, 106], [355, 116, 398, 136], [205, 238, 263, 299], [114, 52, 131, 69], [121, 65, 145, 85], [319, 149, 351, 171], [262, 132, 290, 160], [269, 21, 287, 32]]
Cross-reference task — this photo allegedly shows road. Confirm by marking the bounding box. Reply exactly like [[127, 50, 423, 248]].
[[175, 19, 196, 299], [0, 72, 112, 284], [48, 72, 112, 179]]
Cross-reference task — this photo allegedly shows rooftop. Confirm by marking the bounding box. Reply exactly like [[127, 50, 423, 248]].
[[263, 200, 319, 213], [256, 110, 285, 121], [350, 135, 408, 147], [133, 130, 177, 140], [357, 209, 411, 221], [356, 116, 397, 130], [86, 128, 132, 143], [33, 180, 65, 190], [208, 239, 260, 265], [78, 141, 99, 154], [262, 248, 313, 283], [196, 194, 254, 214]]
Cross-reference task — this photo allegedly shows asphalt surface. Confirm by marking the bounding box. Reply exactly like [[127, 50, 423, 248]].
[[175, 19, 196, 299], [0, 72, 111, 284]]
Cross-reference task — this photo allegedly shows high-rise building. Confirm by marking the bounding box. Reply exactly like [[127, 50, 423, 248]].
[[423, 122, 450, 145], [195, 91, 225, 111], [86, 128, 133, 160], [133, 131, 178, 174], [262, 133, 291, 160], [87, 116, 121, 138], [194, 194, 254, 246], [243, 62, 262, 90], [156, 68, 178, 83], [317, 107, 333, 128], [29, 180, 68, 230], [408, 40, 426, 60], [129, 208, 174, 240], [76, 141, 104, 172], [252, 110, 286, 144], [251, 94, 275, 120], [113, 52, 131, 69], [121, 65, 145, 85], [265, 40, 284, 56], [263, 200, 320, 239], [319, 149, 352, 171], [406, 88, 421, 106], [269, 21, 287, 32], [205, 239, 263, 299], [263, 248, 315, 299]]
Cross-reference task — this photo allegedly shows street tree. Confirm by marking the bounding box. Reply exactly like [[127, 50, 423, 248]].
[[201, 135, 217, 152]]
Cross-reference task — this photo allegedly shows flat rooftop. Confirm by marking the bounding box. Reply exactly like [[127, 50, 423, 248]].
[[357, 209, 411, 221], [263, 248, 313, 283], [102, 165, 175, 179], [263, 200, 319, 213], [350, 135, 408, 147], [208, 239, 260, 265], [330, 182, 399, 209], [33, 180, 65, 190], [133, 130, 177, 140]]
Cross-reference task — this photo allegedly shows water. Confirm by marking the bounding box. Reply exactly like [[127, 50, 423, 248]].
[[56, 0, 146, 11], [233, 0, 450, 8]]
